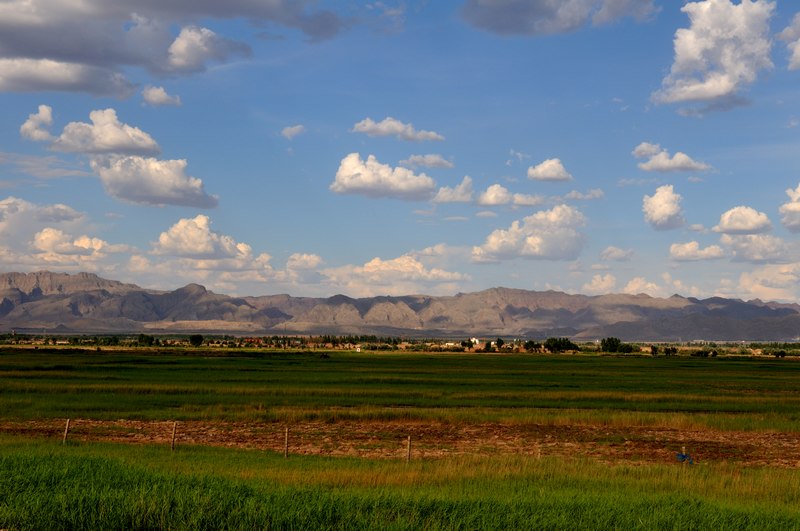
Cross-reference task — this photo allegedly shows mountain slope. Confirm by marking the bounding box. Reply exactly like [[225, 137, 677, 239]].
[[1, 271, 798, 340]]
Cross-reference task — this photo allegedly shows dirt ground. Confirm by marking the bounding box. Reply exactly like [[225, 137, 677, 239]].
[[2, 418, 799, 468]]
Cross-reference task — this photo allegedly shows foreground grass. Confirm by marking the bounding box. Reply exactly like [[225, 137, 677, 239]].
[[2, 349, 800, 431], [1, 436, 799, 530]]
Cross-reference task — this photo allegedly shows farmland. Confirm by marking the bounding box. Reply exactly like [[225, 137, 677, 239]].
[[2, 348, 800, 529]]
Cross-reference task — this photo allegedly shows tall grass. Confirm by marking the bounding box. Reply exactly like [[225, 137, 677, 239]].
[[1, 437, 799, 530]]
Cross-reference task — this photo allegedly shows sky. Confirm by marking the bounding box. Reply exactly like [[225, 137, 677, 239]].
[[2, 1, 800, 302]]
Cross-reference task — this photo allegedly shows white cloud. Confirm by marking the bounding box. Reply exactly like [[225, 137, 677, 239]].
[[0, 2, 343, 96], [31, 227, 127, 257], [399, 154, 454, 168], [352, 117, 444, 141], [739, 263, 800, 301], [91, 156, 218, 208], [582, 273, 616, 295], [712, 205, 771, 234], [322, 254, 468, 297], [330, 153, 436, 200], [166, 26, 249, 73], [153, 215, 252, 259], [623, 276, 663, 297], [779, 184, 800, 232], [281, 124, 306, 140], [632, 142, 711, 172], [653, 0, 774, 109], [477, 184, 513, 206], [287, 253, 323, 270], [600, 246, 632, 261], [669, 241, 725, 261], [0, 197, 84, 250], [19, 104, 53, 141], [433, 176, 473, 203], [527, 158, 573, 181], [778, 13, 800, 70], [719, 233, 786, 262], [461, 0, 658, 36], [142, 85, 181, 106], [472, 204, 586, 262], [0, 58, 135, 97], [564, 189, 604, 200], [476, 183, 543, 207], [52, 109, 160, 156], [642, 185, 684, 230]]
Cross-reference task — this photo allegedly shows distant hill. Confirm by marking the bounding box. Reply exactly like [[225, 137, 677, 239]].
[[2, 271, 800, 341]]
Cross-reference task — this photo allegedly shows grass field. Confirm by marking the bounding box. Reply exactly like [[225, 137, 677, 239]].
[[2, 348, 800, 529]]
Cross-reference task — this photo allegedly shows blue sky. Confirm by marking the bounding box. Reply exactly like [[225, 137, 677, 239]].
[[2, 0, 800, 301]]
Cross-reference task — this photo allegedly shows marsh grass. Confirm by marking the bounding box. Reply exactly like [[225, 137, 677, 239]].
[[1, 436, 799, 530]]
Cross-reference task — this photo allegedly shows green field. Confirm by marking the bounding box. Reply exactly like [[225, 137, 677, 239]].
[[2, 348, 800, 529]]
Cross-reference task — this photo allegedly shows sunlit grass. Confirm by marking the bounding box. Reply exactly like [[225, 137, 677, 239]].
[[1, 436, 799, 530]]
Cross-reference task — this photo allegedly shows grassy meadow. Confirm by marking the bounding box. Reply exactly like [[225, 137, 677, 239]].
[[2, 347, 800, 529]]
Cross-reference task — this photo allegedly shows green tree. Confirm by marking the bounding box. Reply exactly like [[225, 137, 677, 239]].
[[495, 337, 505, 349], [600, 337, 622, 353], [188, 334, 204, 347], [543, 337, 578, 353]]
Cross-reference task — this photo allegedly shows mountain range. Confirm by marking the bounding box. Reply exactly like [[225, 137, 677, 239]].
[[2, 271, 800, 341]]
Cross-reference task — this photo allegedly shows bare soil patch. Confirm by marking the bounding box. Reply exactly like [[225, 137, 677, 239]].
[[3, 418, 799, 467]]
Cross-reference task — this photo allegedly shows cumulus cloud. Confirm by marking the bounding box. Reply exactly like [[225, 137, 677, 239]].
[[0, 1, 344, 95], [91, 156, 218, 208], [330, 153, 436, 200], [461, 0, 658, 36], [399, 154, 454, 169], [476, 184, 543, 207], [352, 117, 444, 141], [600, 246, 633, 261], [719, 233, 786, 262], [642, 185, 684, 230], [712, 205, 771, 234], [472, 204, 586, 262], [669, 241, 725, 261], [142, 85, 181, 106], [19, 104, 53, 141], [582, 273, 616, 295], [433, 176, 473, 203], [779, 184, 800, 232], [31, 227, 127, 257], [166, 26, 249, 73], [52, 109, 160, 156], [527, 158, 573, 181], [153, 215, 251, 259], [0, 196, 130, 272], [653, 0, 774, 110], [281, 124, 306, 140], [778, 13, 800, 70], [623, 276, 662, 296], [632, 142, 711, 172], [287, 253, 323, 270], [0, 197, 84, 249], [322, 254, 468, 297], [739, 263, 800, 301]]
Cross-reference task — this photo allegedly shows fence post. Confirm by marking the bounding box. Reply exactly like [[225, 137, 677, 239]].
[[406, 435, 412, 463], [171, 421, 177, 451], [62, 418, 70, 444], [284, 427, 289, 459]]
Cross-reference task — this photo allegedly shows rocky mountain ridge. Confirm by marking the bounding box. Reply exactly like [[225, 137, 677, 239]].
[[2, 271, 799, 341]]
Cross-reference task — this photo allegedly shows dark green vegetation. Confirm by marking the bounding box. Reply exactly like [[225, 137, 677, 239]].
[[2, 348, 800, 429], [2, 348, 800, 529]]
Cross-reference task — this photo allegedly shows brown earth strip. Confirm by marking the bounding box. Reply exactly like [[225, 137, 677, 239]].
[[2, 419, 799, 468]]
